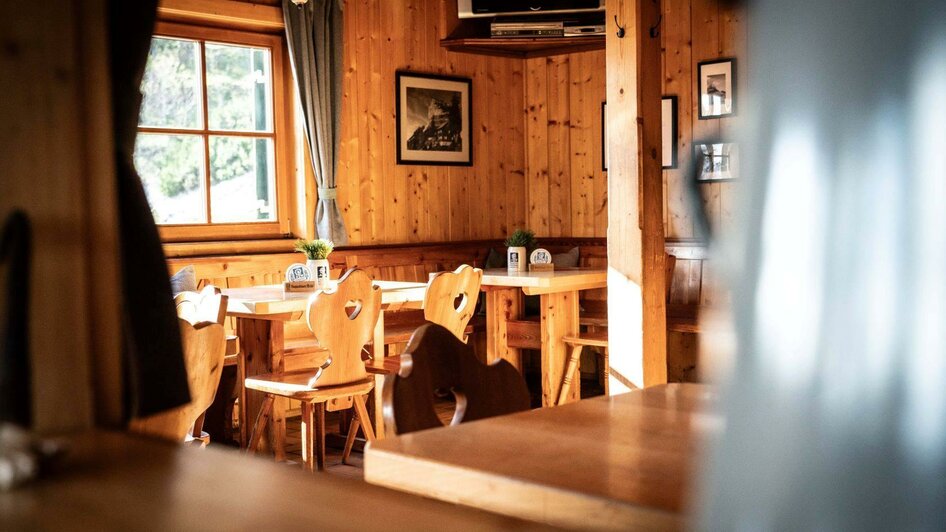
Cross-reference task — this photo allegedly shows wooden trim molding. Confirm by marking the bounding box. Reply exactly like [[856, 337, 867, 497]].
[[157, 0, 284, 33]]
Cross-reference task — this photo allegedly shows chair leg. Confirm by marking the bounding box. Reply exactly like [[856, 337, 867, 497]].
[[353, 394, 376, 442], [192, 412, 206, 440], [300, 402, 316, 472], [314, 402, 326, 471], [245, 396, 273, 455], [342, 413, 360, 465], [557, 345, 584, 406], [602, 348, 610, 396]]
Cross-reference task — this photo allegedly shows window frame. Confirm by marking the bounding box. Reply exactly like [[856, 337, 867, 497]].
[[141, 22, 293, 242]]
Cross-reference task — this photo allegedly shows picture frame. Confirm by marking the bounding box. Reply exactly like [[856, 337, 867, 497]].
[[661, 96, 678, 169], [694, 141, 739, 182], [697, 58, 736, 119], [601, 101, 608, 171], [396, 71, 472, 166]]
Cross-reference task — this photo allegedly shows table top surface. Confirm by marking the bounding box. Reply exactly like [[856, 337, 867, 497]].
[[365, 384, 719, 530], [1, 431, 542, 531], [479, 268, 607, 295], [222, 280, 427, 317]]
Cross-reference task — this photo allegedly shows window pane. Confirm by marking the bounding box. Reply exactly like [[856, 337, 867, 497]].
[[139, 37, 202, 129], [206, 43, 273, 132], [209, 136, 276, 222], [134, 134, 207, 224]]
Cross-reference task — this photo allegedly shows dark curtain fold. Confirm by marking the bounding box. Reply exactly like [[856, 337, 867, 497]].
[[283, 0, 348, 244], [0, 211, 32, 427], [107, 0, 190, 418]]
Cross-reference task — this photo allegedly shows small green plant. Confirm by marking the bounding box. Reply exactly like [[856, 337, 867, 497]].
[[504, 229, 536, 248], [295, 238, 334, 260]]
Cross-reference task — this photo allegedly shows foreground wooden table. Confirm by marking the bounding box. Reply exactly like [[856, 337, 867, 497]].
[[480, 268, 607, 405], [365, 384, 719, 531], [223, 281, 426, 458], [1, 431, 542, 531]]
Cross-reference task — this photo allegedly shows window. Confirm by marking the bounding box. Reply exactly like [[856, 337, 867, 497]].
[[135, 23, 290, 241]]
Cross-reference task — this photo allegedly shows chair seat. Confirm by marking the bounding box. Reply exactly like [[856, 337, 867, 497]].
[[244, 372, 374, 401], [562, 330, 609, 348], [366, 355, 403, 375]]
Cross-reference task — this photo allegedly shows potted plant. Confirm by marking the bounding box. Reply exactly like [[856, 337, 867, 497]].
[[295, 239, 334, 288], [504, 229, 535, 273]]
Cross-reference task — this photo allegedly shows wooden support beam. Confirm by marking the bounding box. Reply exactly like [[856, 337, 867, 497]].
[[605, 0, 667, 388]]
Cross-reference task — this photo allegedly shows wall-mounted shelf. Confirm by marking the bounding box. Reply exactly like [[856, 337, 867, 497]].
[[438, 2, 605, 59], [440, 35, 605, 59]]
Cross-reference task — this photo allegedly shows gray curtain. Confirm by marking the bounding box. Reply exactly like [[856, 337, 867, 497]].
[[283, 0, 348, 244]]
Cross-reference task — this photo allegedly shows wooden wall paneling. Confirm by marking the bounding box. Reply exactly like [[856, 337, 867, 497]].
[[365, 0, 384, 244], [690, 0, 722, 234], [662, 0, 695, 239], [341, 1, 362, 243], [486, 59, 508, 237], [717, 0, 747, 236], [506, 59, 527, 234], [464, 55, 485, 240], [525, 57, 551, 235], [378, 1, 406, 244], [591, 50, 608, 238], [547, 56, 573, 237], [568, 52, 596, 237]]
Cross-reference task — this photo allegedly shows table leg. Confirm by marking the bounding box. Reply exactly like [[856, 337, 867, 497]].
[[540, 291, 580, 407], [485, 287, 524, 371], [371, 310, 386, 439], [235, 317, 286, 460]]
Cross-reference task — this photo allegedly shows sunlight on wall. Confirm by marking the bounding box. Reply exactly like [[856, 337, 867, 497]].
[[606, 266, 643, 390]]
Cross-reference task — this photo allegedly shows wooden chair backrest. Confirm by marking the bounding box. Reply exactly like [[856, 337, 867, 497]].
[[423, 265, 482, 341], [305, 268, 381, 388], [175, 285, 227, 326], [129, 318, 227, 442], [382, 324, 530, 436]]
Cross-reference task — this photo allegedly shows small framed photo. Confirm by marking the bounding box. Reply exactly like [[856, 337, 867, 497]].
[[695, 142, 739, 182], [661, 96, 678, 169], [601, 101, 608, 171], [697, 58, 736, 119], [396, 71, 472, 166]]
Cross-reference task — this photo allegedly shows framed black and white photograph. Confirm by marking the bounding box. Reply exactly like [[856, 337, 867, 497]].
[[396, 71, 472, 166], [697, 58, 736, 119], [601, 101, 608, 171], [695, 142, 739, 181], [662, 96, 678, 169]]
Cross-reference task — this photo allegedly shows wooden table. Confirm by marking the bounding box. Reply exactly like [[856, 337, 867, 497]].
[[1, 431, 541, 531], [480, 268, 607, 406], [365, 383, 718, 531], [223, 281, 426, 458]]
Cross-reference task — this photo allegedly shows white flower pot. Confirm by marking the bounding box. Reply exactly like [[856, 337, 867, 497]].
[[307, 259, 331, 289], [507, 246, 526, 273]]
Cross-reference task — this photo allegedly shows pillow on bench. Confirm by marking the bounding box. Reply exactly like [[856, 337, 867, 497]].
[[170, 265, 197, 296]]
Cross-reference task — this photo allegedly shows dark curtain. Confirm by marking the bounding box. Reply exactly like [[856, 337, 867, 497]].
[[108, 0, 190, 418], [0, 211, 31, 427], [283, 0, 348, 244]]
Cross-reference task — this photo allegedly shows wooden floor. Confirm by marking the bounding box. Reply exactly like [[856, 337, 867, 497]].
[[234, 373, 605, 480], [279, 400, 458, 480]]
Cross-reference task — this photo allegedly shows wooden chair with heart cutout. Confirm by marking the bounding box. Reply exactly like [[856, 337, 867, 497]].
[[244, 268, 381, 471], [381, 323, 530, 436], [130, 287, 229, 444]]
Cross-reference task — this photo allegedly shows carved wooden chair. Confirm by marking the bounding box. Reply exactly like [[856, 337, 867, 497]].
[[129, 288, 229, 443], [423, 264, 483, 341], [244, 268, 381, 471], [381, 323, 530, 436]]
